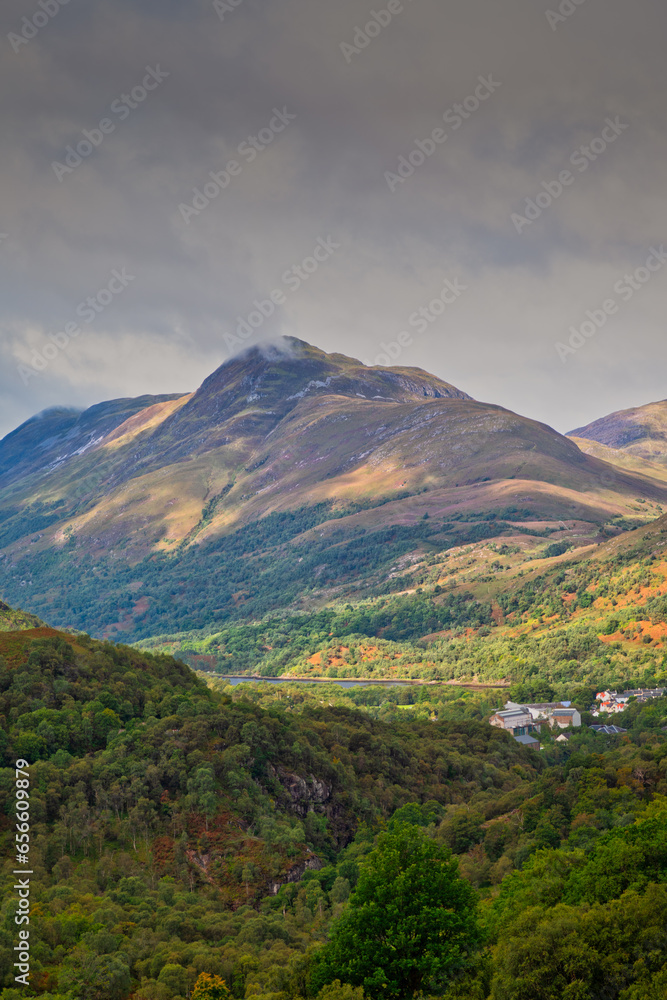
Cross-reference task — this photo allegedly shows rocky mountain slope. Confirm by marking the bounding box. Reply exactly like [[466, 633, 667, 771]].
[[570, 399, 667, 468], [0, 393, 185, 489], [1, 338, 667, 640]]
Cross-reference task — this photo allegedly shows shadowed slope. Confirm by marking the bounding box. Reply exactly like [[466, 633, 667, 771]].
[[570, 399, 667, 466], [1, 339, 667, 639]]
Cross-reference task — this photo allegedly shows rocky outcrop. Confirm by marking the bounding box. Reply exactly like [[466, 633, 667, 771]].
[[270, 853, 324, 895], [278, 769, 332, 817]]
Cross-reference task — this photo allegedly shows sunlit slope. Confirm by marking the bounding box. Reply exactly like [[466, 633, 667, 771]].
[[2, 339, 666, 560], [2, 338, 667, 639], [0, 600, 44, 632], [0, 393, 186, 489], [570, 399, 667, 466], [141, 511, 667, 687], [568, 436, 667, 484]]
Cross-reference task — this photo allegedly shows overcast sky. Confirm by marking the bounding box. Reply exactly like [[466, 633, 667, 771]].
[[1, 0, 666, 439]]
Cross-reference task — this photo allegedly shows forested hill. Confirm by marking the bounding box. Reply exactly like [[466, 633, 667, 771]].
[[2, 338, 667, 642], [0, 618, 531, 996], [136, 506, 667, 704], [0, 614, 666, 997]]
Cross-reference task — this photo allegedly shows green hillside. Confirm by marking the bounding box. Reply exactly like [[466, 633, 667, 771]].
[[1, 340, 667, 642], [0, 611, 665, 998], [0, 601, 44, 633], [133, 510, 667, 705]]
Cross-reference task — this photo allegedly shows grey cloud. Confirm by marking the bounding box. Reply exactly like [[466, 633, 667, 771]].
[[1, 0, 666, 438]]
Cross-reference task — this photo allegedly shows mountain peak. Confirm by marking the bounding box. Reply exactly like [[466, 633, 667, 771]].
[[200, 335, 472, 406], [131, 337, 471, 468], [569, 399, 667, 466]]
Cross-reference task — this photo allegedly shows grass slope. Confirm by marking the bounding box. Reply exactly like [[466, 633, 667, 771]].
[[570, 398, 667, 465], [2, 339, 667, 642]]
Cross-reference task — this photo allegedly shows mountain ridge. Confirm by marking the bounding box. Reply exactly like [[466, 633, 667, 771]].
[[2, 337, 667, 640], [569, 398, 667, 467], [0, 393, 186, 489]]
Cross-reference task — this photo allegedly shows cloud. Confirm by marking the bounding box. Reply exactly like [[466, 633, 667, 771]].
[[1, 0, 666, 438]]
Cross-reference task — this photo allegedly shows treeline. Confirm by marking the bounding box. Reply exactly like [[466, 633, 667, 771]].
[[0, 501, 543, 643], [158, 591, 492, 676]]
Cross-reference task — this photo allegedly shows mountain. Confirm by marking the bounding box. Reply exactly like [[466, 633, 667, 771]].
[[570, 399, 667, 468], [0, 393, 185, 489], [1, 337, 667, 641]]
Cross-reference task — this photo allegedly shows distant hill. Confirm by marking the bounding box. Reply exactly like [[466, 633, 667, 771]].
[[1, 337, 667, 641], [0, 394, 185, 489], [570, 399, 667, 467]]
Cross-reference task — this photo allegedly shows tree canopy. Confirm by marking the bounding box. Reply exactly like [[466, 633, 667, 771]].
[[313, 824, 479, 999]]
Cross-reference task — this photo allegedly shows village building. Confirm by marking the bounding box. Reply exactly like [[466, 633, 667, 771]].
[[490, 700, 582, 735], [513, 733, 540, 749], [489, 707, 537, 737], [550, 707, 582, 728], [592, 688, 666, 717]]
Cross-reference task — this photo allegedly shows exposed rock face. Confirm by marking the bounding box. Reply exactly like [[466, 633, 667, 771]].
[[278, 769, 332, 817], [270, 853, 324, 895]]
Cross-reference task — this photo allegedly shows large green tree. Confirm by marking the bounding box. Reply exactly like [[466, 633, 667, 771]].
[[313, 824, 479, 999]]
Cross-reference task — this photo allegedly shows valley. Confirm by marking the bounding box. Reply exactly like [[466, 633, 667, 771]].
[[1, 342, 667, 998], [1, 339, 666, 653]]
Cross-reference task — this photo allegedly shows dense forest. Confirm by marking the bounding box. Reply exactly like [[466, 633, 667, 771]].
[[0, 621, 666, 998], [1, 491, 667, 999], [134, 518, 667, 707], [0, 503, 558, 642]]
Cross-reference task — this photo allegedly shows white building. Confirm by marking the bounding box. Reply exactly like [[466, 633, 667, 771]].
[[493, 700, 581, 730]]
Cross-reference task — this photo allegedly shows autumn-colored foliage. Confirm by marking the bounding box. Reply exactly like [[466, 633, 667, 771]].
[[192, 972, 232, 999]]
